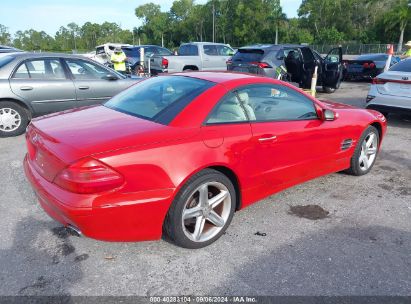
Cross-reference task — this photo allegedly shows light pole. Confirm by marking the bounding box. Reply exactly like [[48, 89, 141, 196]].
[[212, 2, 215, 42]]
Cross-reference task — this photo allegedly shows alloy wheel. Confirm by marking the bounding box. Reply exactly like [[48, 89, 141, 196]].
[[359, 132, 378, 171], [182, 181, 232, 243]]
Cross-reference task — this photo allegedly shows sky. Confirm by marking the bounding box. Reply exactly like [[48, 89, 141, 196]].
[[0, 0, 302, 35]]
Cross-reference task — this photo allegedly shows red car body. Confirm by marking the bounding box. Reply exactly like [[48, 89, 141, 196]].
[[24, 72, 387, 242]]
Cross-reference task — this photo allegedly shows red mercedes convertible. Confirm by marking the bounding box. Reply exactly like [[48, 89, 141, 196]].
[[24, 72, 387, 248]]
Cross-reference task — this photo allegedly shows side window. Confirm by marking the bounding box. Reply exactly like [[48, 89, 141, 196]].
[[157, 48, 172, 56], [65, 59, 114, 80], [204, 45, 218, 56], [236, 84, 318, 122], [325, 48, 341, 63], [13, 63, 30, 79], [206, 92, 248, 124], [216, 45, 234, 56], [14, 59, 65, 79], [145, 47, 156, 57]]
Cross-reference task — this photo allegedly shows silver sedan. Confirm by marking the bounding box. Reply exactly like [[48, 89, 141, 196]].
[[0, 53, 141, 137]]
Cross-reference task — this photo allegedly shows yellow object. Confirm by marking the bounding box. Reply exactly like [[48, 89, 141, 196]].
[[405, 49, 411, 57], [111, 52, 127, 71]]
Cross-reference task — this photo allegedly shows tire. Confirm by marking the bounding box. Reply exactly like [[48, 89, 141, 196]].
[[345, 126, 379, 176], [323, 86, 336, 93], [0, 101, 29, 137], [163, 169, 236, 249]]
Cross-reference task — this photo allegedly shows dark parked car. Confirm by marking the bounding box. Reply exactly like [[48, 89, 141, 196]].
[[343, 53, 400, 80], [0, 53, 141, 137], [227, 44, 343, 93], [227, 44, 299, 78], [122, 45, 173, 74]]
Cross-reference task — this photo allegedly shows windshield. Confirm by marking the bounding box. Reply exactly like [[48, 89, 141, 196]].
[[105, 76, 214, 124], [390, 59, 411, 72], [0, 55, 15, 68]]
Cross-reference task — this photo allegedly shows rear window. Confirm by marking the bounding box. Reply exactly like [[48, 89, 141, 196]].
[[232, 49, 265, 62], [105, 76, 214, 124], [390, 59, 411, 72], [357, 54, 387, 61], [0, 55, 15, 68]]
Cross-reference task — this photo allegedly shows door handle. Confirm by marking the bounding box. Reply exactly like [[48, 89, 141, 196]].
[[78, 86, 89, 90], [20, 86, 33, 91], [258, 135, 277, 142]]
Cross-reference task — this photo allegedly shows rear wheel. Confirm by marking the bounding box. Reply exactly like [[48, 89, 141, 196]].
[[323, 86, 336, 93], [0, 102, 29, 137], [346, 126, 379, 176], [163, 169, 236, 249]]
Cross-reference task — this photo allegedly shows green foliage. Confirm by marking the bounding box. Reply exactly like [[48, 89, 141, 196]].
[[0, 25, 12, 45]]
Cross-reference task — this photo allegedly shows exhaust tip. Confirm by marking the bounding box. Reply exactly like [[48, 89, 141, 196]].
[[66, 225, 82, 237]]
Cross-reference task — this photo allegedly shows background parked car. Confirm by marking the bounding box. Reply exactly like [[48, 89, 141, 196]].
[[0, 53, 141, 137], [366, 58, 411, 116], [0, 45, 23, 58], [150, 42, 234, 74], [228, 44, 343, 93], [122, 45, 173, 74], [343, 53, 401, 81], [227, 44, 299, 78], [90, 43, 132, 65]]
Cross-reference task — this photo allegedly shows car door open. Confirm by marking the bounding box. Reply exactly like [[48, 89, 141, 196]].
[[322, 47, 343, 89]]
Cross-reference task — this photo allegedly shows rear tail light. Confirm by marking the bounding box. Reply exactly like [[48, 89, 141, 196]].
[[161, 57, 169, 69], [372, 78, 386, 85], [369, 63, 376, 68], [54, 157, 124, 194], [363, 63, 369, 68], [250, 62, 272, 69]]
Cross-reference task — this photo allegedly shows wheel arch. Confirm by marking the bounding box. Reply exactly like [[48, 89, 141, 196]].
[[0, 98, 33, 119], [172, 164, 243, 212], [370, 121, 383, 145], [183, 65, 199, 71], [208, 165, 242, 211]]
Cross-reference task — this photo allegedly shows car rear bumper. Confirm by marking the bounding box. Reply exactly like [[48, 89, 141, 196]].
[[366, 87, 411, 113], [366, 104, 411, 115], [24, 155, 174, 242]]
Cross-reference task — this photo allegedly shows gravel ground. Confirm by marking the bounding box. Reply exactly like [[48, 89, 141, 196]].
[[0, 81, 410, 296]]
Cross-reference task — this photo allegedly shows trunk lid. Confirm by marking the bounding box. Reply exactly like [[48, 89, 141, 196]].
[[374, 71, 411, 98], [27, 105, 195, 181]]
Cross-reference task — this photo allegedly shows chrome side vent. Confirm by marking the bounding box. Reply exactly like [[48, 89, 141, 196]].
[[341, 139, 353, 150]]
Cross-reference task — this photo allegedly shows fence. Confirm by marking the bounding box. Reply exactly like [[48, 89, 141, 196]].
[[310, 44, 401, 55]]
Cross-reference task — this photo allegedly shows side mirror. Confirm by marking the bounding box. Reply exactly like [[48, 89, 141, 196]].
[[103, 74, 118, 81], [323, 109, 336, 121]]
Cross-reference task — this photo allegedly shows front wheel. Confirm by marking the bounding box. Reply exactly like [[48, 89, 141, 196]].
[[346, 126, 379, 176], [163, 169, 236, 249], [0, 102, 29, 137]]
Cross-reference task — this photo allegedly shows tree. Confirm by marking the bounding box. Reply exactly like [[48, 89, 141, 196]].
[[135, 3, 170, 46], [382, 0, 410, 52], [0, 24, 11, 45]]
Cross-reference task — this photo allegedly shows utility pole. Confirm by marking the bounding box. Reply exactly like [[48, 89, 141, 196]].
[[212, 2, 215, 42]]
